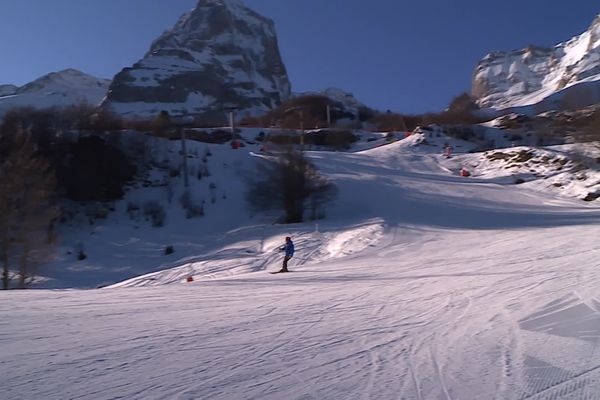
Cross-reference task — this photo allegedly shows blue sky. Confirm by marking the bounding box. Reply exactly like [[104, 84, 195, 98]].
[[1, 1, 598, 113]]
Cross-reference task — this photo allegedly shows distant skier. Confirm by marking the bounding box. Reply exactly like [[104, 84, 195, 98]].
[[278, 236, 294, 273], [444, 144, 453, 158]]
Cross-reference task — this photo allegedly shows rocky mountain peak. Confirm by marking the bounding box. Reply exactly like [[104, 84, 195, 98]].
[[472, 14, 600, 111], [588, 14, 600, 46], [103, 0, 291, 121], [590, 14, 600, 29]]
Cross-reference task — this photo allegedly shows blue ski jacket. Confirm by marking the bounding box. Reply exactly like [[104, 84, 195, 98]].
[[284, 241, 295, 257]]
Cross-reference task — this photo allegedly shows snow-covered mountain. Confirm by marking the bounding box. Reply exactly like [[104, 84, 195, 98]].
[[473, 15, 600, 112], [0, 84, 18, 97], [0, 69, 110, 116], [103, 0, 291, 121]]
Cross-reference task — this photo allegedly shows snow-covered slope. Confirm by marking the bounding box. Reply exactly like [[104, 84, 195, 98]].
[[3, 133, 600, 399], [34, 129, 391, 289], [450, 144, 600, 200], [26, 130, 598, 290], [0, 69, 110, 117], [103, 0, 291, 120], [473, 15, 600, 111]]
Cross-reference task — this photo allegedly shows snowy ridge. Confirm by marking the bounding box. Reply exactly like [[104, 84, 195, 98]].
[[0, 84, 18, 97], [0, 69, 110, 117], [473, 14, 600, 111]]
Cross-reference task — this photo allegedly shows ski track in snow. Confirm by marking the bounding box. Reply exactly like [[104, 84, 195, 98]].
[[3, 136, 600, 399]]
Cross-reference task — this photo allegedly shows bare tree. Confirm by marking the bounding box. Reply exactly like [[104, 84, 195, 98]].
[[0, 128, 58, 289], [246, 148, 337, 223], [447, 92, 479, 114]]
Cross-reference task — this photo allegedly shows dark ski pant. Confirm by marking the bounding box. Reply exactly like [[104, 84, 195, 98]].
[[282, 256, 291, 272]]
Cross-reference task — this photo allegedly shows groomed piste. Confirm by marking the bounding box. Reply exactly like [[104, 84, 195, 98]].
[[3, 133, 600, 399]]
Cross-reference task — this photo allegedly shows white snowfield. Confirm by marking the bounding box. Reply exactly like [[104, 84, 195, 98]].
[[3, 135, 600, 399]]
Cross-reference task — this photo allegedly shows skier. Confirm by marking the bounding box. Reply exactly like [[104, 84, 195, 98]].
[[279, 236, 294, 273], [444, 144, 453, 158]]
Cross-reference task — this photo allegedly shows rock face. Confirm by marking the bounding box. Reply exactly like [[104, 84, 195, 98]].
[[473, 15, 600, 111], [103, 0, 291, 121], [0, 69, 110, 117]]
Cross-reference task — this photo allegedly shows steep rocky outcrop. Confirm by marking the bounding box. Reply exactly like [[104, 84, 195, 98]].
[[473, 15, 600, 111], [103, 0, 291, 122]]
